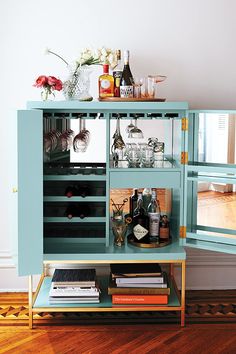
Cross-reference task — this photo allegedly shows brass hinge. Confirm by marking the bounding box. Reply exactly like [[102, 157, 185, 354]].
[[181, 152, 188, 164], [181, 117, 188, 131], [179, 226, 187, 238]]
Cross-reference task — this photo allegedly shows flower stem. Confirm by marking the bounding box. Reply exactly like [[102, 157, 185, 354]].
[[48, 50, 69, 66]]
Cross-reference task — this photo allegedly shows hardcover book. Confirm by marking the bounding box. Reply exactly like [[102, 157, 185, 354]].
[[108, 278, 170, 295], [52, 268, 96, 286], [110, 263, 162, 278], [112, 294, 168, 305], [115, 275, 164, 284]]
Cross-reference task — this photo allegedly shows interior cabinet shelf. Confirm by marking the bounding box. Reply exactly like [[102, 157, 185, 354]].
[[44, 175, 107, 181], [33, 276, 181, 311], [43, 238, 186, 261], [43, 196, 107, 202], [44, 217, 106, 223]]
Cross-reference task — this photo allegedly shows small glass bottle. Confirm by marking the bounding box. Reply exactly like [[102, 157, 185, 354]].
[[159, 215, 170, 241], [99, 64, 114, 98], [113, 50, 122, 97], [147, 189, 161, 243]]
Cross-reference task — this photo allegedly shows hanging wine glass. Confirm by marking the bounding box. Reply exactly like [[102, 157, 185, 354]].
[[111, 116, 125, 167], [73, 118, 90, 153], [128, 116, 144, 139], [126, 118, 135, 133]]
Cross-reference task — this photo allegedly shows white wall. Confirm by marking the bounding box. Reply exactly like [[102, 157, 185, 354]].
[[1, 0, 236, 290]]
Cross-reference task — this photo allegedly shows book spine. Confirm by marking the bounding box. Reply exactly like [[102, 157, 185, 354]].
[[115, 277, 164, 284], [108, 288, 170, 295], [112, 294, 168, 305]]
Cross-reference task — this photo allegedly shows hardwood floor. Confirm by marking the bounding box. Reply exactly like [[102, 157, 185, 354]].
[[1, 323, 236, 353]]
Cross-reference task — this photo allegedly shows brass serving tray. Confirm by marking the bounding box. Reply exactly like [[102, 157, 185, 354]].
[[127, 234, 171, 248], [98, 97, 166, 102]]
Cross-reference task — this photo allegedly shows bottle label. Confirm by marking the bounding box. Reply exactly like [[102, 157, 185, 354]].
[[133, 224, 149, 240], [120, 85, 133, 98], [149, 213, 160, 237], [101, 79, 111, 89]]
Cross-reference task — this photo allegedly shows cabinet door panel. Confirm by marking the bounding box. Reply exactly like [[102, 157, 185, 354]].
[[185, 110, 236, 254], [17, 110, 43, 275]]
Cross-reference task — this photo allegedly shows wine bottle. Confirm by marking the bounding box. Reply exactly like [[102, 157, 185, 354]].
[[132, 192, 149, 243], [120, 50, 134, 98], [77, 204, 90, 219], [129, 188, 138, 218], [65, 204, 78, 219], [113, 50, 122, 97], [78, 185, 89, 198], [99, 64, 114, 98], [64, 185, 77, 198], [147, 189, 161, 242], [142, 188, 152, 215]]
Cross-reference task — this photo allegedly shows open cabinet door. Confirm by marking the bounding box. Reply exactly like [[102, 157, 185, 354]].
[[16, 110, 43, 275], [183, 110, 236, 254]]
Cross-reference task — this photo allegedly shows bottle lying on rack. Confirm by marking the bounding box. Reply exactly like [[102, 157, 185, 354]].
[[64, 185, 89, 198], [65, 204, 90, 219]]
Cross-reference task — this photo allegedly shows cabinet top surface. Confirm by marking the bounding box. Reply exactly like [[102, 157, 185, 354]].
[[27, 101, 189, 112]]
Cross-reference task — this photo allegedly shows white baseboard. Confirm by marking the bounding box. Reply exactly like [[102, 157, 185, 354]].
[[1, 248, 236, 291]]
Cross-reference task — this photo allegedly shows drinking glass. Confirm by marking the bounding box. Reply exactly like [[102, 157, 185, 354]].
[[141, 146, 154, 167], [148, 75, 167, 98], [127, 148, 141, 168], [133, 77, 144, 98]]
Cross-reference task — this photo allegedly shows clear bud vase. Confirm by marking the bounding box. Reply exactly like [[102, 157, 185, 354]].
[[41, 88, 55, 101], [63, 65, 93, 101]]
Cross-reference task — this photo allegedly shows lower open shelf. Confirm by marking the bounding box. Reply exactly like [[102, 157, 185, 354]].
[[33, 276, 181, 311]]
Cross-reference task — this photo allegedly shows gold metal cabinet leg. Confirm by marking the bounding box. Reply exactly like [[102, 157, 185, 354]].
[[170, 263, 174, 277], [29, 275, 33, 329], [181, 260, 186, 327]]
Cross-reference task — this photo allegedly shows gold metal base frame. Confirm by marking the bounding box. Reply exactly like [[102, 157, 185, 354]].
[[28, 260, 186, 329]]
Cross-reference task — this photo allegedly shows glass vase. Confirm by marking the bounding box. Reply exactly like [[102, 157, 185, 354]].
[[63, 65, 93, 101], [41, 88, 55, 101]]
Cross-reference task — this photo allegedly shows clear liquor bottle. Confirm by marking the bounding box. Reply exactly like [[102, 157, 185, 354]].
[[113, 50, 122, 97], [147, 189, 161, 243]]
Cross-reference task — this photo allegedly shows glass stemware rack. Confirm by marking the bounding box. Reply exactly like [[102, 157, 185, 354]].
[[17, 101, 188, 328]]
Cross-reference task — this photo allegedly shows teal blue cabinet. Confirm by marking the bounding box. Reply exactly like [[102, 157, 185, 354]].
[[16, 102, 236, 278], [16, 101, 236, 328]]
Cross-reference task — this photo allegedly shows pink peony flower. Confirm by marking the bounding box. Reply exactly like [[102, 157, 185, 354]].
[[34, 75, 48, 88]]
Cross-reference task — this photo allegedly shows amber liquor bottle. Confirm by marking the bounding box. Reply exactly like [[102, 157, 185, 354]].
[[99, 64, 114, 98]]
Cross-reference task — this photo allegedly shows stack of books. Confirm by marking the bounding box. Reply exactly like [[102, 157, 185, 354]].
[[108, 263, 169, 305], [49, 268, 100, 304]]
